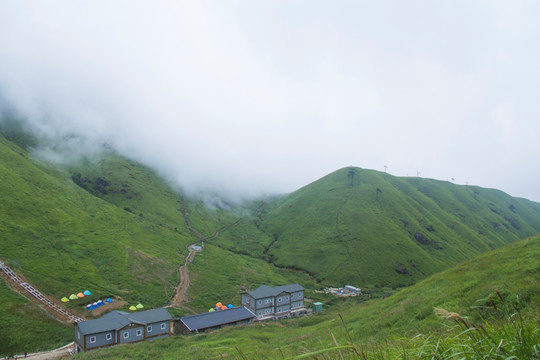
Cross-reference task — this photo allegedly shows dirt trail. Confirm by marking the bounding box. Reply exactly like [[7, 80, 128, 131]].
[[5, 342, 75, 360], [169, 197, 243, 308], [169, 245, 200, 307]]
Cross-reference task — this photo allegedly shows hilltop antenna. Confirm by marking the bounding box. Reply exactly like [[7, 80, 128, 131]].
[[384, 165, 388, 173], [416, 171, 420, 177]]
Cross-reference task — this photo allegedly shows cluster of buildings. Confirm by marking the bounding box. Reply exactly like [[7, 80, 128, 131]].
[[74, 283, 306, 353]]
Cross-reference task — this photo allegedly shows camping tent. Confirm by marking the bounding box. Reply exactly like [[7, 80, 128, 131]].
[[76, 292, 85, 298], [227, 304, 233, 308], [216, 302, 223, 307], [129, 305, 137, 311], [105, 298, 113, 303], [69, 294, 78, 300], [208, 308, 215, 312], [61, 297, 69, 302], [83, 290, 92, 296], [136, 303, 144, 309]]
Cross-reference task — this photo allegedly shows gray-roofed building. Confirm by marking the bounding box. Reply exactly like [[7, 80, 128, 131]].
[[74, 308, 172, 353], [175, 306, 255, 335], [241, 284, 306, 320]]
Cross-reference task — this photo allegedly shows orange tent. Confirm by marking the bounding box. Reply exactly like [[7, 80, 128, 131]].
[[220, 305, 227, 310], [216, 302, 223, 307], [76, 292, 85, 298]]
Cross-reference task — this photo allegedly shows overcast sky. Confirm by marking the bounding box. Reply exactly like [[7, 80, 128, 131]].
[[1, 1, 539, 202]]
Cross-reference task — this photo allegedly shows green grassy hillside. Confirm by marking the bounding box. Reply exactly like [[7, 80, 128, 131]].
[[77, 234, 540, 359], [2, 119, 540, 357], [0, 125, 310, 356], [215, 167, 540, 288]]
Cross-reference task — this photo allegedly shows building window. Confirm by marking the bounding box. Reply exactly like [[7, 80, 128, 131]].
[[77, 332, 80, 340], [136, 329, 143, 337], [147, 325, 153, 332], [278, 298, 282, 303], [161, 323, 166, 330], [257, 300, 262, 305], [123, 332, 129, 339], [106, 333, 112, 341], [89, 336, 96, 344]]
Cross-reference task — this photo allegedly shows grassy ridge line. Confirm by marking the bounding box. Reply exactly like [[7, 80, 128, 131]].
[[76, 234, 540, 359], [227, 167, 540, 288]]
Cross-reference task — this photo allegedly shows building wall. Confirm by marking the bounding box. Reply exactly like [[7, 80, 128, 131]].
[[275, 293, 290, 306], [146, 320, 170, 338], [255, 296, 274, 310], [85, 330, 117, 350], [291, 300, 303, 309], [241, 294, 255, 311], [119, 326, 144, 344], [291, 291, 304, 301], [74, 326, 83, 352], [255, 307, 273, 317], [275, 304, 290, 314]]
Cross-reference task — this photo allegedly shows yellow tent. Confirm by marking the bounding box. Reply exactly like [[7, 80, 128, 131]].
[[61, 297, 69, 302], [136, 303, 144, 309], [69, 294, 78, 300], [129, 305, 137, 311]]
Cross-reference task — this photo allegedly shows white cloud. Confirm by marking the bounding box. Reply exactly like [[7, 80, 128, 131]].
[[1, 1, 540, 202]]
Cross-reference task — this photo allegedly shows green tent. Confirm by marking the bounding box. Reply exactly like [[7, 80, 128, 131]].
[[136, 303, 144, 309], [61, 297, 69, 302], [69, 294, 78, 300]]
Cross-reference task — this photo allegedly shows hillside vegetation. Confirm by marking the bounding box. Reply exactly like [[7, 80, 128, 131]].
[[0, 124, 309, 356], [77, 234, 540, 359], [213, 167, 540, 288], [1, 119, 540, 357]]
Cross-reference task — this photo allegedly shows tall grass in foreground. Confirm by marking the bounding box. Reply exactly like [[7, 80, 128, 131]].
[[286, 292, 540, 360]]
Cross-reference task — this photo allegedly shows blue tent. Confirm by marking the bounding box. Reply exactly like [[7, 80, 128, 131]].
[[83, 290, 92, 296], [227, 304, 233, 308], [105, 298, 113, 303]]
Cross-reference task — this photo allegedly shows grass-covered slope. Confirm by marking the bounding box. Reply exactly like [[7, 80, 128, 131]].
[[232, 167, 540, 288], [0, 126, 314, 355], [0, 134, 189, 307], [77, 234, 540, 359], [0, 281, 73, 358]]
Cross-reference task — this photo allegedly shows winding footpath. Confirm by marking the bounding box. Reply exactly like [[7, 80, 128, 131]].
[[169, 196, 243, 308]]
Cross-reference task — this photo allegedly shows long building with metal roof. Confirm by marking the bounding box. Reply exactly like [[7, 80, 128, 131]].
[[175, 306, 256, 334]]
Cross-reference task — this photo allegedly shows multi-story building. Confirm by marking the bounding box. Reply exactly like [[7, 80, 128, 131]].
[[241, 284, 306, 320]]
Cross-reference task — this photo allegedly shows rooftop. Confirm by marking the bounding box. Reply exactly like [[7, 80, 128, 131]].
[[77, 309, 172, 335], [247, 283, 304, 299], [179, 306, 255, 332]]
